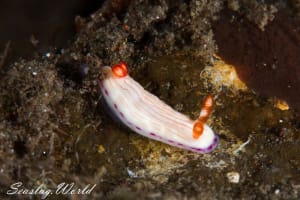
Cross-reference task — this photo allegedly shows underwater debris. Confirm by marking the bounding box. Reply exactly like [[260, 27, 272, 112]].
[[97, 144, 105, 154], [233, 135, 252, 155], [126, 168, 138, 178], [201, 55, 248, 92], [226, 171, 240, 184], [273, 98, 290, 111]]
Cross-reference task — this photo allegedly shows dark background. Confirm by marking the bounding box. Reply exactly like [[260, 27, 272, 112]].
[[0, 0, 103, 61]]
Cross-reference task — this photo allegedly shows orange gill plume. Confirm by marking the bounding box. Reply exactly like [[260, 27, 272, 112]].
[[193, 95, 214, 139]]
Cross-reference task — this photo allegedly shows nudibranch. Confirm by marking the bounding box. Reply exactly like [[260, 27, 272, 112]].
[[99, 62, 219, 153]]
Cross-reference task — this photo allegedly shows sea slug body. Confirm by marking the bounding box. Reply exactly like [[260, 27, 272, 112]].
[[99, 62, 219, 153]]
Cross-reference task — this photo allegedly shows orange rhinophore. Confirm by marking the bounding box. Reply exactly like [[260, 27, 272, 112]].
[[193, 95, 214, 139], [112, 62, 128, 78]]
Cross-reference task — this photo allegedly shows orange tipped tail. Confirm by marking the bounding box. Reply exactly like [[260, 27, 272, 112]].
[[198, 95, 214, 123], [193, 121, 204, 139], [192, 95, 214, 140]]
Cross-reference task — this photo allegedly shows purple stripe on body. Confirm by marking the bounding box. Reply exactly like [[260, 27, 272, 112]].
[[127, 121, 133, 126], [190, 135, 219, 153], [104, 89, 109, 96], [147, 130, 218, 153]]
